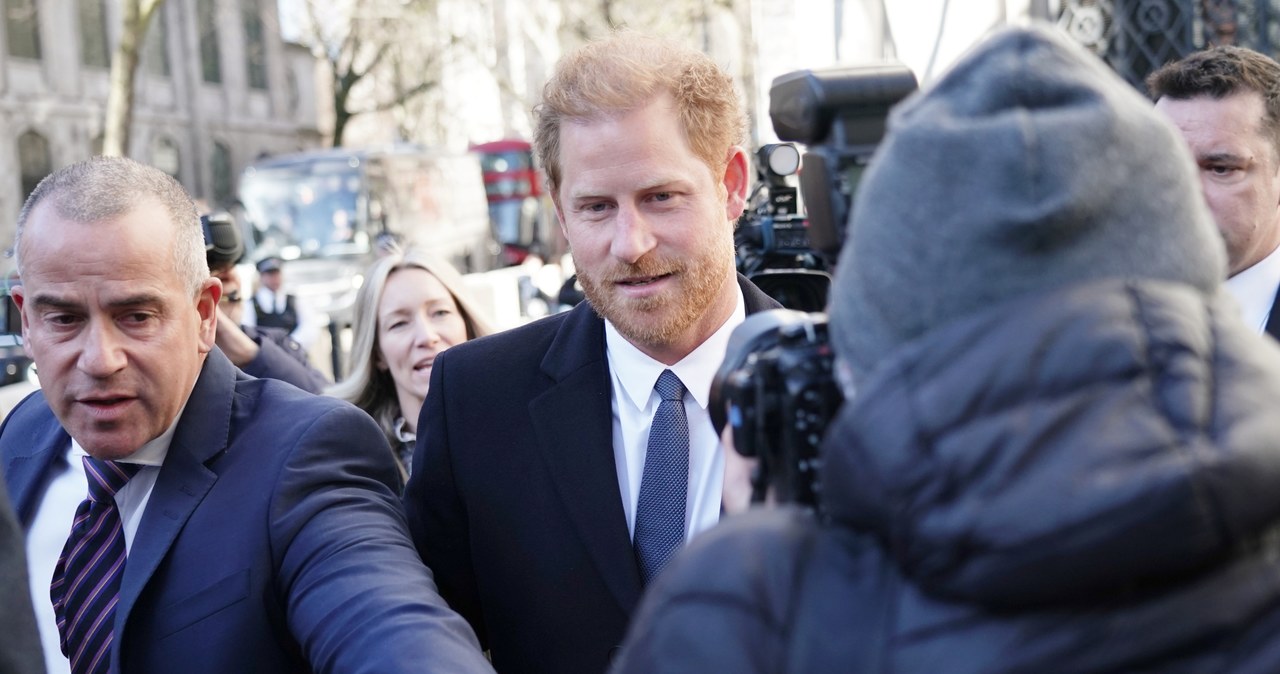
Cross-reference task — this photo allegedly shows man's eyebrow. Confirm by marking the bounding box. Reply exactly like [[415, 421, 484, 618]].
[[636, 177, 690, 192], [567, 177, 689, 201], [104, 292, 168, 311], [28, 295, 79, 312], [29, 292, 166, 311], [1199, 151, 1250, 164]]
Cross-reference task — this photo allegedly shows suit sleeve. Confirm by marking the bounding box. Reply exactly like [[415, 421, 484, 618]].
[[241, 330, 331, 394], [403, 351, 488, 647], [269, 402, 493, 674]]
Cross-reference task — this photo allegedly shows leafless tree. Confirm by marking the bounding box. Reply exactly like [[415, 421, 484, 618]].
[[291, 0, 460, 147], [557, 0, 721, 47], [102, 0, 166, 157]]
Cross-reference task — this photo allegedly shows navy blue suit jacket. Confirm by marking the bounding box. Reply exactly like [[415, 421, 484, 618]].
[[3, 349, 492, 674], [403, 275, 781, 674]]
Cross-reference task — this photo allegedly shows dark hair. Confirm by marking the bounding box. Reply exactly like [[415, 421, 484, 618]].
[[1147, 45, 1280, 154]]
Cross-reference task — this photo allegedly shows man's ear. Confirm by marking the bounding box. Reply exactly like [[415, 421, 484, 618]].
[[722, 146, 750, 221], [196, 278, 221, 354], [11, 285, 32, 358]]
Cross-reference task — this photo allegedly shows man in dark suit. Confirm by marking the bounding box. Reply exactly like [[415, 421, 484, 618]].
[[1148, 46, 1280, 338], [403, 31, 780, 673], [3, 157, 492, 674]]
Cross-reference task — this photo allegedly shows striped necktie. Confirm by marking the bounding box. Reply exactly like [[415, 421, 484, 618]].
[[51, 457, 142, 674], [633, 369, 689, 586]]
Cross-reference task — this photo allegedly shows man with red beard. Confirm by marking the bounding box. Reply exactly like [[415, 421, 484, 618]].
[[403, 30, 781, 674]]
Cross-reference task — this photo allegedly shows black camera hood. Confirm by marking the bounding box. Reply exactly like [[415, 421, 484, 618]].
[[769, 64, 918, 147], [201, 212, 244, 270]]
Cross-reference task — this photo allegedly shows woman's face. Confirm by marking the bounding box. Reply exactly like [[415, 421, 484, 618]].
[[376, 267, 469, 425]]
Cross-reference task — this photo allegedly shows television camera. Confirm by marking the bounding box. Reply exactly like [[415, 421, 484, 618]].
[[713, 63, 917, 510], [735, 142, 831, 312]]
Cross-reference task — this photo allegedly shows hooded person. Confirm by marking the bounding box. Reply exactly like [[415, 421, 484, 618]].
[[611, 23, 1280, 674]]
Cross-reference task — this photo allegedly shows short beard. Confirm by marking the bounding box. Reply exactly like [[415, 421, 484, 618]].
[[576, 231, 735, 350]]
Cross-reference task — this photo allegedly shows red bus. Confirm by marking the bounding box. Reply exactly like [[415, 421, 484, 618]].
[[471, 139, 548, 264]]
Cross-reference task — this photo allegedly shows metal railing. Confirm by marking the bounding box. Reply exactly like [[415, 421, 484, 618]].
[[1056, 0, 1280, 89]]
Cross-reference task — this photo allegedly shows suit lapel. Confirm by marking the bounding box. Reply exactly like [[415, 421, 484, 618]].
[[115, 350, 236, 659], [529, 303, 643, 616], [523, 277, 777, 617], [739, 272, 784, 315]]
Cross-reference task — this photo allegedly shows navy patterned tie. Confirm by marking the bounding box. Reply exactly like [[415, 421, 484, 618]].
[[634, 369, 689, 586], [51, 457, 142, 674]]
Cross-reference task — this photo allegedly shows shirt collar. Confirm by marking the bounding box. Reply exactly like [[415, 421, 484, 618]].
[[393, 416, 416, 444], [605, 286, 747, 412], [1225, 242, 1280, 333]]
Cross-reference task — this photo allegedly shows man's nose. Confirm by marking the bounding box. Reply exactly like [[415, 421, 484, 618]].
[[610, 204, 657, 264], [78, 321, 128, 377]]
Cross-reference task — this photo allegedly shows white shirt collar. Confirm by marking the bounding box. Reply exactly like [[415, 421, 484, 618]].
[[604, 288, 747, 413], [1225, 243, 1280, 333], [393, 416, 416, 444]]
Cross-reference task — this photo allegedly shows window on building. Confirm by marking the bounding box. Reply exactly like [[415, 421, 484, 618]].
[[198, 0, 221, 83], [142, 6, 170, 77], [152, 136, 181, 181], [242, 0, 267, 90], [5, 0, 41, 60], [18, 130, 51, 200], [78, 0, 109, 68], [212, 142, 233, 206]]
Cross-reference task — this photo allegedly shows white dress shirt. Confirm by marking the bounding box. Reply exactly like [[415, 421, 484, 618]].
[[606, 287, 746, 544], [24, 415, 180, 674], [1225, 243, 1280, 334]]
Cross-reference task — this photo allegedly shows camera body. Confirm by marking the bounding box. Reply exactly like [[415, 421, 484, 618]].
[[710, 310, 840, 508], [712, 64, 916, 508], [770, 64, 917, 259]]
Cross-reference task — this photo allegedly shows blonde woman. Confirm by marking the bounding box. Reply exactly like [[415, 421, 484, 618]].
[[329, 246, 493, 479]]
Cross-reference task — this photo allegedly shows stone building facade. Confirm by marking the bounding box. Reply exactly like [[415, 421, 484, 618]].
[[0, 0, 322, 249]]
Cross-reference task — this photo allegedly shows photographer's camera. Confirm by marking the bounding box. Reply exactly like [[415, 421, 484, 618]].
[[715, 63, 917, 511]]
